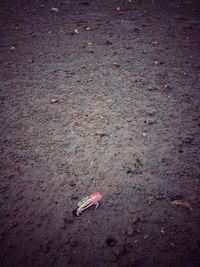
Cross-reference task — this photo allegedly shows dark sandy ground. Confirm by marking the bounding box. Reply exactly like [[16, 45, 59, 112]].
[[0, 0, 200, 266]]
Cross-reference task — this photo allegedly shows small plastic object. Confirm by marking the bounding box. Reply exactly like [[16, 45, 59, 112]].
[[75, 192, 102, 216]]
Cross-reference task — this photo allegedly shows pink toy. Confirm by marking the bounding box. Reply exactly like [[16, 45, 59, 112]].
[[75, 192, 103, 216]]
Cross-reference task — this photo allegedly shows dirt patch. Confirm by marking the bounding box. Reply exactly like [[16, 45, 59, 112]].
[[0, 0, 200, 266]]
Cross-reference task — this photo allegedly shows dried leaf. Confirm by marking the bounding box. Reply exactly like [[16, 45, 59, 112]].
[[171, 200, 192, 211]]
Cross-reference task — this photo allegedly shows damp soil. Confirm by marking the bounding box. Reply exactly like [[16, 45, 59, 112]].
[[0, 0, 200, 266]]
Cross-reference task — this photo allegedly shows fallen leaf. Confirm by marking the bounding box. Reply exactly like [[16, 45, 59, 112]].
[[171, 200, 192, 211]]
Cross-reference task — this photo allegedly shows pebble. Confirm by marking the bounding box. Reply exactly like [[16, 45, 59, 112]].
[[145, 107, 156, 116], [145, 118, 156, 125], [105, 40, 113, 45], [50, 98, 59, 103], [147, 86, 158, 91], [51, 7, 59, 12], [112, 62, 120, 68], [95, 131, 108, 137], [152, 41, 159, 46], [69, 180, 76, 187], [164, 84, 172, 91], [125, 225, 134, 236], [63, 213, 75, 224], [182, 136, 194, 144]]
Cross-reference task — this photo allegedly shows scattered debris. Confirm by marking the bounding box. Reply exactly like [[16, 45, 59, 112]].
[[106, 236, 117, 247], [51, 7, 59, 12], [171, 200, 192, 211], [74, 192, 102, 216]]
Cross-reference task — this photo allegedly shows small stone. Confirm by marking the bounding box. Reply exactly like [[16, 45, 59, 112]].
[[87, 49, 94, 53], [86, 27, 91, 31], [151, 41, 159, 46], [182, 136, 194, 144], [112, 62, 120, 68], [51, 7, 59, 12], [10, 222, 18, 228], [63, 213, 75, 224], [95, 131, 108, 137], [133, 27, 140, 33], [145, 107, 156, 116], [132, 216, 141, 224], [105, 40, 113, 45], [50, 98, 59, 103], [27, 59, 34, 63], [161, 228, 165, 234], [164, 84, 172, 91], [10, 46, 16, 51], [144, 118, 156, 125], [147, 86, 158, 91], [125, 225, 134, 236], [69, 181, 76, 187], [74, 29, 79, 34]]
